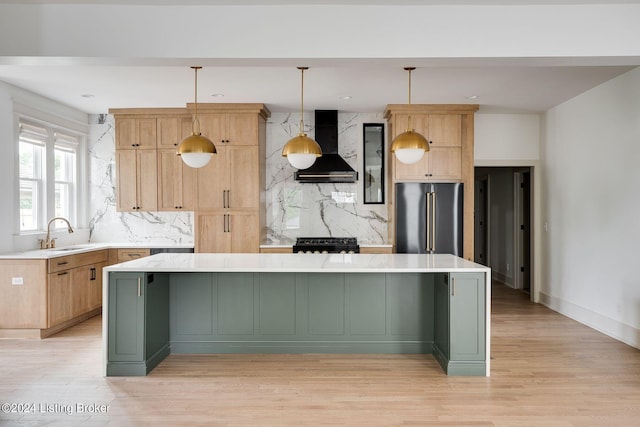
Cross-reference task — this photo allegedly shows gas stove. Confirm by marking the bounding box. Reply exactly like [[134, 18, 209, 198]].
[[293, 237, 360, 254]]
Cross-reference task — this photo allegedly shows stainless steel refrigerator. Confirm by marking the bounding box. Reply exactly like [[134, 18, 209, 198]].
[[395, 182, 463, 255]]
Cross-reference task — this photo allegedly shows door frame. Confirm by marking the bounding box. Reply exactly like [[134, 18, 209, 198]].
[[513, 169, 531, 291], [475, 160, 541, 303]]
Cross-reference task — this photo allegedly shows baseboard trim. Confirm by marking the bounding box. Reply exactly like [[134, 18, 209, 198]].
[[539, 292, 640, 350], [0, 308, 101, 339], [170, 341, 434, 355]]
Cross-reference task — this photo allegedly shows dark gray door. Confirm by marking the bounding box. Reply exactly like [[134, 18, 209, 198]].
[[395, 183, 428, 253], [432, 183, 464, 257]]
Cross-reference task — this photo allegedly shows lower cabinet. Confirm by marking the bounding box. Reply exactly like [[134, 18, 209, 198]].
[[48, 269, 73, 326], [107, 272, 169, 376], [48, 250, 108, 329], [433, 272, 486, 375], [195, 211, 259, 253]]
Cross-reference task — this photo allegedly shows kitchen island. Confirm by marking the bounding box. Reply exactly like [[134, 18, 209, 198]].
[[103, 253, 491, 376]]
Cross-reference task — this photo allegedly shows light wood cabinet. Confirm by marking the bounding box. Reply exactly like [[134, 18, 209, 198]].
[[384, 105, 478, 261], [116, 118, 157, 150], [108, 248, 151, 265], [192, 104, 270, 253], [195, 211, 260, 253], [196, 145, 259, 211], [116, 149, 158, 212], [158, 148, 196, 211], [48, 269, 73, 326], [197, 110, 259, 146], [49, 250, 108, 325], [157, 116, 191, 149], [391, 114, 462, 181]]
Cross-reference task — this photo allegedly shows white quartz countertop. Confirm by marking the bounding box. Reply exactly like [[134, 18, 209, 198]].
[[0, 243, 194, 259], [104, 253, 490, 273]]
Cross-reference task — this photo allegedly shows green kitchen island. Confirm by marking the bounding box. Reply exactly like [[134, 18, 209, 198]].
[[103, 253, 491, 376]]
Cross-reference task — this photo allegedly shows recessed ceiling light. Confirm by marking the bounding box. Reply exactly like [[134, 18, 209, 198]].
[[338, 96, 352, 100], [211, 93, 225, 98], [81, 94, 95, 99], [466, 95, 479, 100]]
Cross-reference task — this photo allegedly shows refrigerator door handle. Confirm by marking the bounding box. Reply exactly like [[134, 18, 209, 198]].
[[431, 192, 437, 252], [426, 192, 431, 252]]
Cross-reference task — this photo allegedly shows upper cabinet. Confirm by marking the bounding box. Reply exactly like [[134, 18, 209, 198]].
[[389, 113, 462, 181], [115, 118, 157, 150]]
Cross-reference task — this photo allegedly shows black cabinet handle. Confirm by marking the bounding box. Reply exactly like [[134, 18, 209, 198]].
[[57, 271, 68, 276]]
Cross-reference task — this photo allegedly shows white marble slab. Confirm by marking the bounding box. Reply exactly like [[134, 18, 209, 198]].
[[105, 253, 490, 274]]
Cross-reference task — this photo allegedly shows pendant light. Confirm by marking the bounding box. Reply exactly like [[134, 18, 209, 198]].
[[282, 67, 322, 170], [177, 66, 216, 168], [390, 67, 429, 165]]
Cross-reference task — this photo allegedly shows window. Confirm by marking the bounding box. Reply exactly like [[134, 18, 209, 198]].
[[19, 123, 46, 231], [18, 120, 82, 233], [54, 133, 78, 220]]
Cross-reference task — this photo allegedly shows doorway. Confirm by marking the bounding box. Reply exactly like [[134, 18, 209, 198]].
[[474, 166, 533, 296]]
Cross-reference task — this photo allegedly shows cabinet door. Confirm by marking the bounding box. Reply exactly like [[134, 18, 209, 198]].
[[116, 118, 157, 150], [427, 147, 461, 180], [196, 147, 228, 211], [199, 113, 227, 145], [195, 212, 230, 253], [88, 262, 107, 311], [226, 114, 258, 146], [228, 146, 259, 210], [137, 149, 158, 211], [71, 264, 92, 317], [108, 273, 145, 362], [393, 114, 429, 181], [449, 273, 485, 361], [48, 270, 73, 327], [116, 150, 138, 211], [157, 117, 184, 149], [427, 115, 461, 147], [116, 149, 158, 212], [229, 212, 259, 253], [158, 149, 195, 211]]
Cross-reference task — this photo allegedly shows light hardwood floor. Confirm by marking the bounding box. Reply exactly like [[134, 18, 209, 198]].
[[1, 283, 639, 426]]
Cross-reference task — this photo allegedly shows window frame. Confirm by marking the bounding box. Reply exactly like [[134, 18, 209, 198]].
[[16, 116, 86, 235]]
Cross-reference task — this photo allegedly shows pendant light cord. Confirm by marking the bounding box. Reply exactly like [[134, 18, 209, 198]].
[[406, 67, 414, 130], [299, 67, 307, 135], [192, 66, 202, 135]]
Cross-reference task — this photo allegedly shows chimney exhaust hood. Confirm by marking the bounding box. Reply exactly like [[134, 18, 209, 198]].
[[294, 110, 358, 183]]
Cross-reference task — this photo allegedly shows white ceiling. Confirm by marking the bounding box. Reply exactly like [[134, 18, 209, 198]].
[[0, 60, 635, 115], [0, 1, 638, 115]]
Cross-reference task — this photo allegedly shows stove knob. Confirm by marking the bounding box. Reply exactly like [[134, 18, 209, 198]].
[[314, 250, 320, 254], [340, 250, 346, 254], [322, 250, 328, 254]]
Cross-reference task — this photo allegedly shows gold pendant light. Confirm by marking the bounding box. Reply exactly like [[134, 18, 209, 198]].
[[390, 67, 429, 165], [282, 67, 322, 170], [177, 66, 217, 168]]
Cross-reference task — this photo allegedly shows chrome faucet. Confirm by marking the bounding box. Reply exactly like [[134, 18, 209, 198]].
[[40, 217, 74, 249]]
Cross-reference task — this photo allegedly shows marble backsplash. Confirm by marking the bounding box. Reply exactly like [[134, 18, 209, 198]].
[[265, 112, 388, 244], [87, 111, 388, 246], [87, 114, 194, 245]]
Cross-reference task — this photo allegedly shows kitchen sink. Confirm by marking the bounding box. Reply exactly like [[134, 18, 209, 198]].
[[48, 245, 91, 252]]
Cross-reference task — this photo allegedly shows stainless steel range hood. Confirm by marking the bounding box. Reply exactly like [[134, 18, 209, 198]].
[[294, 110, 358, 183]]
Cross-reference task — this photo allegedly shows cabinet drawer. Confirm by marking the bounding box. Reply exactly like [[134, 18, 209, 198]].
[[117, 248, 150, 262], [48, 255, 75, 273], [73, 250, 108, 268]]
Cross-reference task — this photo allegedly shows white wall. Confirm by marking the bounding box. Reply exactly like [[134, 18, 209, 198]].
[[2, 4, 640, 59], [0, 82, 15, 253], [541, 67, 640, 348], [475, 113, 540, 162]]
